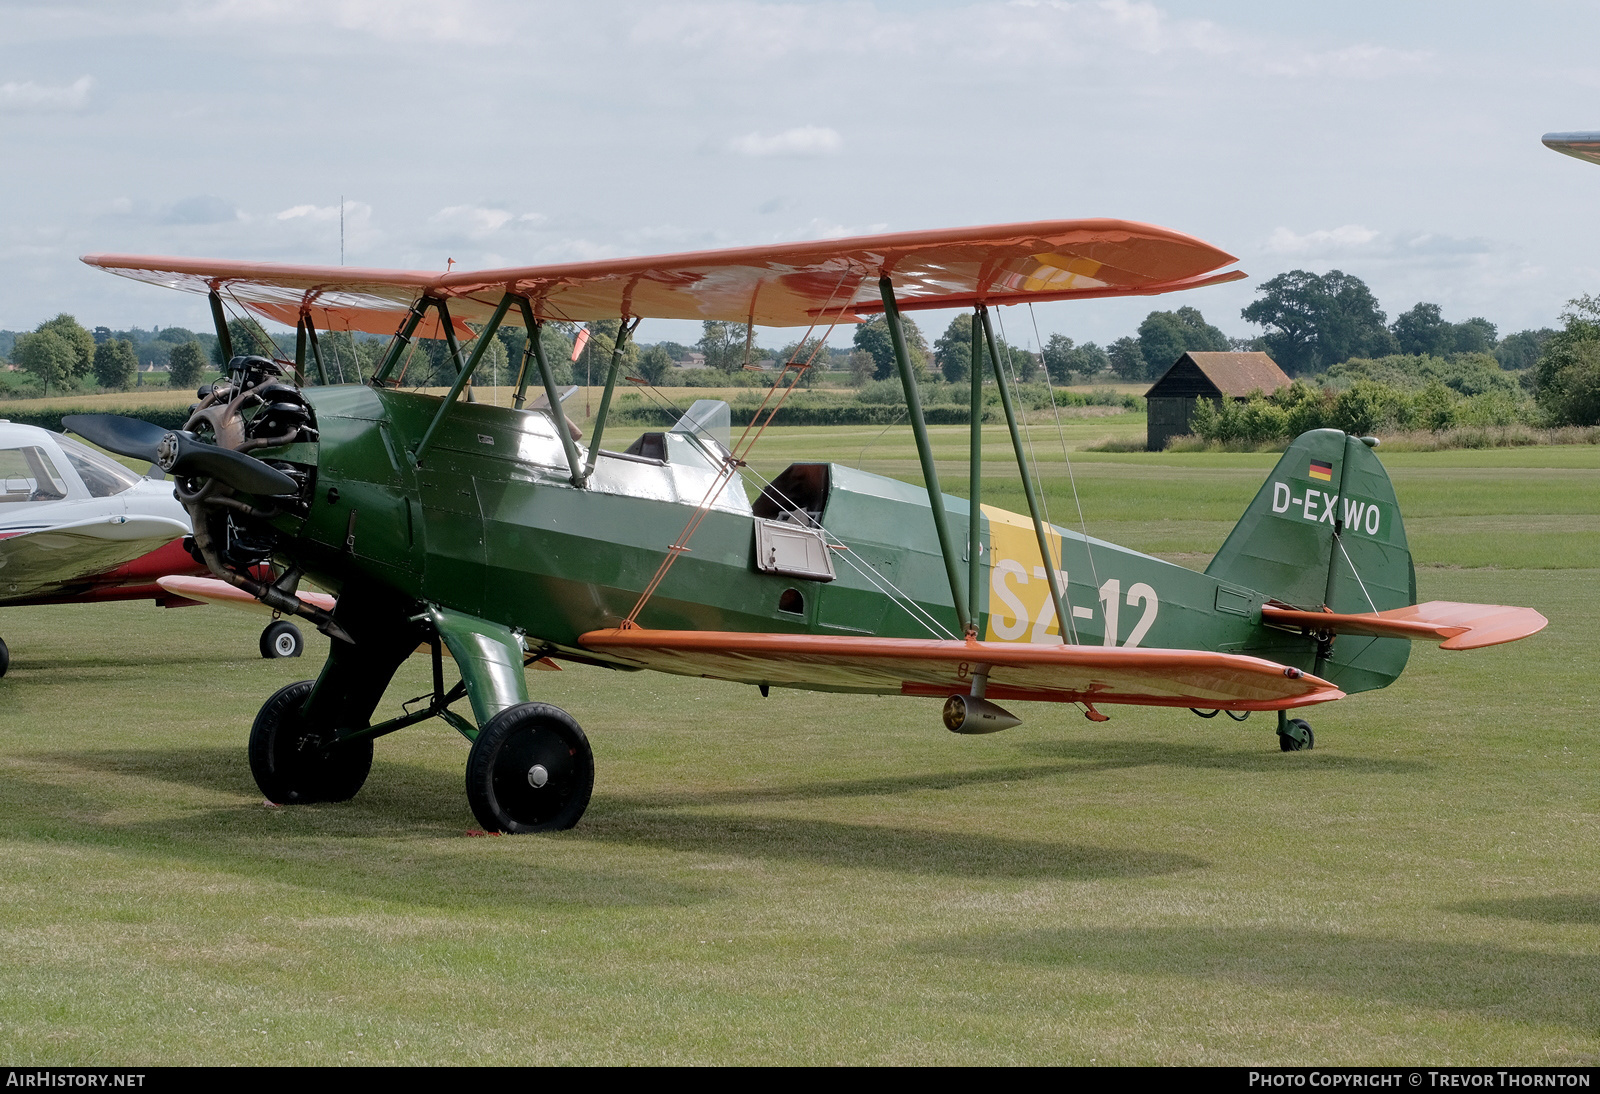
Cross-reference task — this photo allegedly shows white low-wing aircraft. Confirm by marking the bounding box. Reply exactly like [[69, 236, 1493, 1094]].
[[0, 420, 307, 674]]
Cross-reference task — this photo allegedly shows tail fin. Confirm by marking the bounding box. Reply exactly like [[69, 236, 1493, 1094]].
[[1207, 429, 1417, 693]]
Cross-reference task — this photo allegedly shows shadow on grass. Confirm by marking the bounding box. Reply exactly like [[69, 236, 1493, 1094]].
[[1017, 737, 1428, 775], [1446, 894, 1600, 925], [13, 745, 1203, 885], [578, 805, 1203, 880], [917, 925, 1600, 1033]]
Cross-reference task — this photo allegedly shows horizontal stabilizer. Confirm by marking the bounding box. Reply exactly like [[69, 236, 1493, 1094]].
[[1260, 601, 1548, 650], [580, 629, 1343, 712]]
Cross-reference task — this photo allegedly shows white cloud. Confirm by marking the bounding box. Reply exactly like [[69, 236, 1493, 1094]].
[[427, 206, 547, 240], [729, 126, 842, 158], [0, 75, 92, 112], [1264, 224, 1382, 256], [276, 200, 372, 224]]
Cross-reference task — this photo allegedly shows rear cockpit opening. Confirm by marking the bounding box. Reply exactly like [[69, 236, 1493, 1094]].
[[754, 463, 830, 528], [623, 432, 667, 461]]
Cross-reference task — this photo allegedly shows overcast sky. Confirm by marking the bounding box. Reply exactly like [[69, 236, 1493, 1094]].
[[3, 0, 1599, 351]]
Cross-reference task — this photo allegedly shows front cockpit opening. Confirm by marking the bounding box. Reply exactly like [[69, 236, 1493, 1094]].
[[753, 463, 830, 528]]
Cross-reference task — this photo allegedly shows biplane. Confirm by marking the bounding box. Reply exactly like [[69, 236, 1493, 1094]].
[[66, 220, 1546, 832], [0, 419, 312, 674]]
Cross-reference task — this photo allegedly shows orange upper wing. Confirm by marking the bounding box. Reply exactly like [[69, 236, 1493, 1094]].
[[579, 629, 1342, 712], [82, 219, 1243, 336]]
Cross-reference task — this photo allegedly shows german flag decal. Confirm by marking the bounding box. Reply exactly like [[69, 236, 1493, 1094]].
[[1309, 458, 1334, 482]]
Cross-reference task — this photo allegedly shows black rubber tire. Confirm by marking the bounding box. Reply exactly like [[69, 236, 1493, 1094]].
[[466, 703, 594, 833], [248, 680, 373, 804], [0, 636, 9, 679], [1278, 718, 1315, 752], [260, 620, 304, 659]]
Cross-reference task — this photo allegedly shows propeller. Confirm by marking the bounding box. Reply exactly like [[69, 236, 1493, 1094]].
[[64, 414, 299, 496], [61, 413, 168, 463]]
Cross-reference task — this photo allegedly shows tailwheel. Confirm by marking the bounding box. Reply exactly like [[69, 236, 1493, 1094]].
[[249, 680, 373, 803], [260, 620, 305, 659], [466, 703, 594, 833], [1277, 717, 1315, 752]]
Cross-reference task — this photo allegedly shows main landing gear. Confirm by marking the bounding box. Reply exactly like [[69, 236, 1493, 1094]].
[[0, 636, 9, 678], [465, 704, 595, 833], [249, 680, 374, 803], [243, 597, 596, 831]]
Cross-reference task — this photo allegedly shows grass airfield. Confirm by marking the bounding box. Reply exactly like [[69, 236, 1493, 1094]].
[[0, 421, 1595, 1065]]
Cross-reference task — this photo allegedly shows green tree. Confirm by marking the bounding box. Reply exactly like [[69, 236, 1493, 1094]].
[[168, 340, 208, 389], [93, 338, 138, 391], [774, 337, 829, 387], [1107, 336, 1147, 381], [1242, 269, 1394, 374], [1452, 316, 1497, 354], [1391, 302, 1452, 356], [11, 329, 78, 395], [1534, 294, 1600, 426], [35, 314, 95, 380], [852, 315, 928, 380], [1065, 341, 1110, 378], [1041, 333, 1075, 383], [847, 349, 876, 387], [698, 320, 748, 372], [1137, 306, 1227, 376], [934, 314, 974, 383], [1496, 328, 1555, 371], [637, 345, 673, 385]]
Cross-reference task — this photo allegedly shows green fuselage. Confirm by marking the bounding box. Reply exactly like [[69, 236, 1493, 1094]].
[[267, 385, 1393, 696]]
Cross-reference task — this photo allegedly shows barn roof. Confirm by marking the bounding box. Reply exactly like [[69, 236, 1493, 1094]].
[[1145, 351, 1290, 399]]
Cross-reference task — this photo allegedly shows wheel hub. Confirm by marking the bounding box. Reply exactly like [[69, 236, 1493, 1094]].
[[527, 763, 549, 788]]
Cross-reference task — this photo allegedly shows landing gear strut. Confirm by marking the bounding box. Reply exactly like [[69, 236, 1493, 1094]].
[[1277, 710, 1314, 751]]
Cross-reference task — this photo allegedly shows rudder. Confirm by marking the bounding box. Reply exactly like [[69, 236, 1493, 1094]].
[[1206, 429, 1416, 693]]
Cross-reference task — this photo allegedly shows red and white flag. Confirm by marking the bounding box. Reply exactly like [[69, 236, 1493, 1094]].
[[570, 328, 590, 361]]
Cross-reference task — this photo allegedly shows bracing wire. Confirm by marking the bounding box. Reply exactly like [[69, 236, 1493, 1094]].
[[740, 463, 958, 641], [1028, 302, 1101, 596], [996, 307, 1079, 644]]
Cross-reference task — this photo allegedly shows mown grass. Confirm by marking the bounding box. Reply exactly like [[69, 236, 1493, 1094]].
[[0, 428, 1594, 1064]]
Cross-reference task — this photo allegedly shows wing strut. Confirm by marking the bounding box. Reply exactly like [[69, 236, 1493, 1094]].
[[881, 275, 973, 637], [413, 292, 516, 466], [580, 316, 640, 484], [515, 298, 585, 486], [980, 304, 1071, 647]]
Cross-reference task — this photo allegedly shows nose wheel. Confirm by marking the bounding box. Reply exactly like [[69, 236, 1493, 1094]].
[[466, 703, 594, 833]]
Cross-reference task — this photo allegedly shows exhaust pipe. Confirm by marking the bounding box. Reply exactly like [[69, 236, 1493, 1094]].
[[942, 694, 1021, 734]]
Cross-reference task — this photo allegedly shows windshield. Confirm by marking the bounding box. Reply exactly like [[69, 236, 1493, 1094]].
[[55, 434, 142, 498], [0, 445, 69, 503]]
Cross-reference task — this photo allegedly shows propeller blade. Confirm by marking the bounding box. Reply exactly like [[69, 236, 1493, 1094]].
[[159, 433, 300, 496], [61, 414, 170, 463]]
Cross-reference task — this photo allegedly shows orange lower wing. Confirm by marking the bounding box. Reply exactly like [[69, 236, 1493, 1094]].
[[580, 630, 1343, 711], [1260, 602, 1547, 650]]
